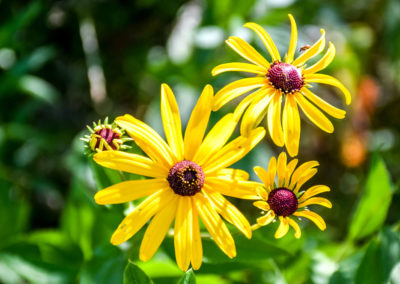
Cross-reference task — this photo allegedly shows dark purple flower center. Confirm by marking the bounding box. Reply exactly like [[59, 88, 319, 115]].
[[266, 62, 304, 94], [95, 128, 120, 150], [267, 188, 298, 217], [167, 160, 205, 196]]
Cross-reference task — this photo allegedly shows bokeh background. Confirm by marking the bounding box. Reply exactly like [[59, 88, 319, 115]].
[[0, 0, 399, 283]]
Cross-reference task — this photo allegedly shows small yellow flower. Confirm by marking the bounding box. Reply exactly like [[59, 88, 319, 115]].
[[93, 84, 265, 271], [212, 14, 351, 157], [253, 152, 332, 239]]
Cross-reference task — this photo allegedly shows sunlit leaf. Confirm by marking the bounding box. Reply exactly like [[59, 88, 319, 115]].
[[178, 268, 195, 284], [124, 261, 153, 284]]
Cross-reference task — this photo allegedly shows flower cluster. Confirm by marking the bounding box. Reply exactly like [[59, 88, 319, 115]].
[[84, 15, 350, 271]]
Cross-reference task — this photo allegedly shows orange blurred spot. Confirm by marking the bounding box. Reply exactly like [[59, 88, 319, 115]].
[[341, 131, 367, 168]]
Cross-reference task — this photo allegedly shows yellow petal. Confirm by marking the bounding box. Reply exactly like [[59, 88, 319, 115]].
[[116, 115, 174, 168], [94, 179, 168, 205], [277, 152, 288, 187], [289, 160, 319, 189], [275, 216, 290, 238], [283, 95, 301, 157], [194, 194, 236, 258], [257, 210, 275, 226], [293, 168, 318, 193], [204, 127, 266, 174], [161, 84, 184, 161], [190, 201, 203, 270], [204, 179, 260, 200], [302, 88, 346, 119], [267, 92, 284, 147], [253, 201, 270, 211], [267, 156, 277, 189], [213, 77, 267, 111], [295, 93, 334, 133], [93, 151, 167, 178], [299, 197, 332, 208], [240, 89, 274, 137], [286, 14, 298, 63], [212, 62, 268, 76], [226, 36, 271, 68], [174, 197, 192, 271], [139, 198, 177, 261], [305, 74, 351, 105], [183, 85, 213, 161], [204, 189, 252, 239], [293, 29, 326, 67], [288, 217, 301, 239], [243, 22, 281, 62], [254, 166, 271, 188], [284, 159, 298, 187], [216, 168, 250, 181], [233, 87, 270, 121], [256, 187, 269, 200], [110, 189, 174, 245], [194, 114, 237, 165], [293, 210, 326, 231], [304, 42, 336, 75], [298, 185, 330, 203]]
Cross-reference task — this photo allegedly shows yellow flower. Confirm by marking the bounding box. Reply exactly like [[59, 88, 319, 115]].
[[253, 152, 332, 239], [212, 14, 351, 157], [93, 84, 265, 271]]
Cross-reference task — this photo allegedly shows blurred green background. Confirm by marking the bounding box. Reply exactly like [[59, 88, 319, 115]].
[[0, 0, 399, 283]]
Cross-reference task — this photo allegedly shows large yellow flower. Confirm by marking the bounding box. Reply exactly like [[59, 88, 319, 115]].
[[93, 84, 265, 271], [253, 152, 332, 238], [212, 14, 351, 157]]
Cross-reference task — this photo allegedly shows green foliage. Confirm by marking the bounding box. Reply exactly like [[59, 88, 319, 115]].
[[178, 269, 196, 284], [124, 261, 153, 284]]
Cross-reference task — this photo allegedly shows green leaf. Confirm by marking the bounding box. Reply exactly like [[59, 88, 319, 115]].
[[178, 268, 195, 284], [17, 75, 60, 104], [349, 153, 393, 240], [124, 261, 153, 284]]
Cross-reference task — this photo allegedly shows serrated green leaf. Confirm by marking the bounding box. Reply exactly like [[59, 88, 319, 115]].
[[124, 261, 153, 284], [178, 268, 195, 284], [349, 153, 393, 240]]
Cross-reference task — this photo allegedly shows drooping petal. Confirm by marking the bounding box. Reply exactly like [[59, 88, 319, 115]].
[[302, 88, 346, 119], [139, 198, 177, 261], [293, 168, 318, 193], [161, 84, 184, 161], [257, 210, 275, 226], [267, 92, 284, 147], [293, 29, 326, 67], [116, 115, 174, 168], [275, 216, 290, 238], [93, 151, 167, 178], [293, 210, 326, 231], [276, 152, 288, 187], [304, 42, 336, 75], [194, 194, 236, 258], [190, 200, 203, 270], [193, 114, 237, 166], [243, 23, 281, 62], [212, 62, 268, 76], [240, 88, 274, 137], [204, 127, 266, 174], [110, 189, 175, 245], [184, 85, 213, 161], [305, 73, 351, 105], [284, 159, 298, 187], [233, 87, 270, 121], [283, 95, 301, 157], [226, 36, 271, 68], [174, 196, 192, 271], [288, 217, 301, 239], [286, 14, 298, 63], [204, 179, 260, 200], [213, 77, 267, 111], [204, 189, 252, 239], [298, 185, 330, 203], [298, 197, 332, 208], [289, 160, 319, 189], [253, 201, 270, 211], [216, 168, 250, 181], [295, 93, 334, 133], [94, 179, 168, 205]]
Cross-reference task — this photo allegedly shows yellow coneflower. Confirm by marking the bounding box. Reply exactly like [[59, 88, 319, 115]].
[[93, 84, 265, 271], [253, 152, 332, 238], [212, 14, 351, 157]]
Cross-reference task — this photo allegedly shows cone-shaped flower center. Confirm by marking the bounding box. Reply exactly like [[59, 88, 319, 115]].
[[167, 160, 205, 196], [267, 188, 298, 216], [267, 62, 303, 94], [95, 128, 120, 150]]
